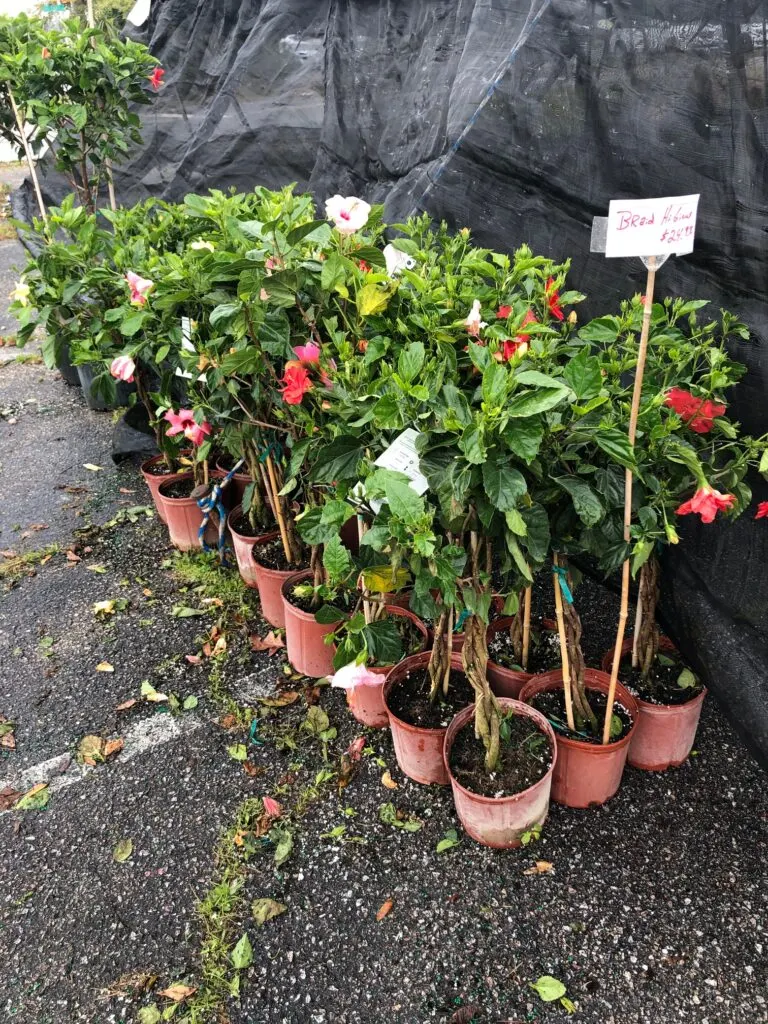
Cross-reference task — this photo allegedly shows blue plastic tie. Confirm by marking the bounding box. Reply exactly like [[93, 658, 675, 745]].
[[197, 458, 244, 561], [455, 608, 470, 632], [552, 564, 573, 604], [249, 717, 264, 746]]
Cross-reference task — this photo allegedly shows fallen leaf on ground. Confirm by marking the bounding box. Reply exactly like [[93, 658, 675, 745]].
[[26, 523, 49, 532], [202, 642, 212, 657], [137, 1006, 161, 1024], [530, 975, 567, 1002], [96, 661, 114, 673], [381, 770, 398, 789], [66, 550, 81, 562], [14, 782, 49, 810], [185, 654, 202, 665], [142, 588, 153, 597], [212, 636, 227, 657], [450, 1006, 483, 1023], [104, 738, 124, 759], [219, 713, 239, 730], [257, 690, 299, 707], [158, 983, 196, 1002], [376, 899, 394, 921], [93, 600, 116, 617], [113, 838, 133, 862], [1, 549, 17, 558], [78, 734, 106, 765], [263, 796, 282, 818], [86, 564, 108, 574], [227, 744, 247, 762], [83, 463, 103, 472], [251, 630, 285, 653], [141, 681, 168, 703], [119, 488, 135, 495], [0, 718, 15, 750], [346, 735, 366, 761], [524, 860, 554, 876], [252, 898, 287, 927], [201, 597, 223, 607], [243, 761, 264, 777], [0, 786, 22, 810], [182, 695, 198, 710], [116, 698, 137, 711], [231, 932, 253, 968]]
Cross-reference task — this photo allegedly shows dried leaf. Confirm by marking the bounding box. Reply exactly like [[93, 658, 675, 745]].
[[113, 838, 133, 862], [116, 698, 137, 712], [257, 691, 299, 707], [26, 523, 49, 532], [252, 898, 287, 927], [346, 735, 366, 761], [0, 786, 22, 811], [119, 488, 136, 495], [1, 731, 16, 750], [185, 654, 202, 666], [523, 860, 554, 876], [96, 661, 114, 673], [202, 596, 223, 607], [158, 984, 196, 1002], [381, 770, 398, 790], [202, 642, 212, 657], [66, 550, 81, 562], [376, 899, 394, 921], [251, 630, 285, 653], [450, 1006, 482, 1023], [83, 463, 103, 472], [93, 600, 116, 617], [141, 681, 168, 703], [1, 549, 17, 558], [104, 738, 124, 759], [212, 636, 227, 657], [14, 782, 50, 810], [242, 761, 264, 778], [219, 713, 238, 730], [142, 588, 153, 597], [78, 734, 105, 764]]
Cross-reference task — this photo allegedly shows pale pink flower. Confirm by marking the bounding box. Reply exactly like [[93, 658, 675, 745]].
[[464, 299, 487, 337], [324, 195, 371, 235], [164, 408, 212, 447], [125, 271, 153, 305], [293, 343, 321, 364], [330, 661, 382, 690], [263, 796, 282, 818], [110, 355, 135, 382]]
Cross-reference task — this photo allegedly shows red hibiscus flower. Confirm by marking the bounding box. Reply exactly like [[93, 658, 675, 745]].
[[546, 278, 564, 321], [148, 67, 165, 91], [497, 305, 512, 319], [280, 361, 312, 405], [358, 260, 371, 273], [675, 486, 736, 524], [665, 388, 726, 434], [500, 339, 528, 361], [755, 501, 768, 520], [164, 408, 211, 446]]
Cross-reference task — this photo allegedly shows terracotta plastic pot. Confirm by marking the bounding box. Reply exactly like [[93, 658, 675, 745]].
[[383, 651, 469, 785], [158, 475, 220, 551], [345, 606, 430, 729], [518, 669, 639, 809], [486, 617, 532, 699], [227, 506, 270, 590], [216, 459, 252, 509], [250, 534, 299, 628], [444, 698, 557, 849], [141, 455, 186, 524], [599, 636, 707, 771], [282, 571, 340, 678]]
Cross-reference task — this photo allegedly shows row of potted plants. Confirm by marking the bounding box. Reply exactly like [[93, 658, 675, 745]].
[[12, 179, 768, 848]]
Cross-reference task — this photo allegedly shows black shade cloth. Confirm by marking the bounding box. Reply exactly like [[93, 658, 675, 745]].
[[15, 0, 768, 765]]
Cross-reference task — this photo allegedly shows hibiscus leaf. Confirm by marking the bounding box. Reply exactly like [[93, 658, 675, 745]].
[[310, 436, 364, 484], [362, 619, 402, 666], [397, 341, 425, 383], [554, 476, 605, 526], [562, 348, 603, 400], [507, 387, 569, 418], [482, 457, 527, 511]]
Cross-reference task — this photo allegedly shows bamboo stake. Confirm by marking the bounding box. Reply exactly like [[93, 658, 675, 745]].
[[521, 586, 532, 671], [257, 461, 277, 524], [442, 604, 454, 694], [553, 553, 576, 733], [265, 453, 292, 564], [602, 256, 657, 744], [7, 87, 47, 223]]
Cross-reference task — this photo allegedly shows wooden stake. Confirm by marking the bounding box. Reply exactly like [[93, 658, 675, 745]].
[[602, 256, 657, 744], [265, 453, 292, 564], [7, 87, 47, 224], [521, 586, 532, 671], [443, 604, 454, 694], [553, 554, 576, 733]]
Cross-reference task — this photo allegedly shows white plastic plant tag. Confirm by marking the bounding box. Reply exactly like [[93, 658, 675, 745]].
[[374, 428, 429, 495], [180, 316, 193, 351], [127, 0, 151, 27], [604, 194, 699, 258], [383, 243, 416, 277]]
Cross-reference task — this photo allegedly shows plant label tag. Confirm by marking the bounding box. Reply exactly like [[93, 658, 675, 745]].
[[604, 194, 700, 258], [374, 428, 429, 495]]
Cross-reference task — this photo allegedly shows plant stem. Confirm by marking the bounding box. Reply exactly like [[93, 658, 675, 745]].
[[553, 554, 576, 733], [522, 586, 532, 670]]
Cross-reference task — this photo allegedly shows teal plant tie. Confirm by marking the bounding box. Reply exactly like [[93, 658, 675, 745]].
[[455, 608, 470, 632], [196, 458, 244, 561], [552, 564, 573, 604], [249, 717, 263, 746]]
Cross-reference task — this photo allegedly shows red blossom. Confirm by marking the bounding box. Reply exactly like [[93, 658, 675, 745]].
[[500, 339, 528, 361], [41, 46, 51, 59], [755, 501, 768, 520], [280, 361, 312, 405], [546, 277, 565, 321], [496, 305, 512, 319], [164, 408, 211, 446], [148, 67, 165, 91], [263, 796, 282, 819], [665, 388, 726, 434], [675, 486, 736, 524], [358, 260, 371, 273]]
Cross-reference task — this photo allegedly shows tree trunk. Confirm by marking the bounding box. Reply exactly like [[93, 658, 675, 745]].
[[462, 611, 501, 771], [636, 556, 660, 680], [428, 606, 451, 701], [558, 557, 598, 732]]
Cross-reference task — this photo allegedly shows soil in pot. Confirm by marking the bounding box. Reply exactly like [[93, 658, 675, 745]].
[[488, 618, 561, 674], [229, 508, 277, 538], [160, 477, 202, 500], [252, 537, 309, 573], [284, 586, 355, 616], [143, 459, 179, 478], [529, 688, 633, 744], [386, 668, 475, 729], [619, 654, 703, 707], [448, 712, 552, 797]]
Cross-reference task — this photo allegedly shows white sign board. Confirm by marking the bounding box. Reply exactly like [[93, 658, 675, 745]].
[[373, 428, 429, 495], [604, 194, 699, 258]]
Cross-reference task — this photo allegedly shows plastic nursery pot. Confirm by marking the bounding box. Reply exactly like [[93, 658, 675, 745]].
[[77, 363, 136, 411], [158, 475, 220, 552], [215, 459, 252, 510], [518, 669, 639, 809], [443, 698, 557, 849], [281, 570, 340, 678], [486, 617, 532, 699], [56, 339, 81, 387], [227, 506, 272, 590], [345, 606, 430, 729], [141, 455, 187, 525], [383, 650, 469, 786], [600, 636, 707, 772], [249, 533, 300, 628]]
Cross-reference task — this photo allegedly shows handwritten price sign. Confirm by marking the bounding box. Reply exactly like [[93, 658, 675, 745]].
[[604, 194, 700, 258]]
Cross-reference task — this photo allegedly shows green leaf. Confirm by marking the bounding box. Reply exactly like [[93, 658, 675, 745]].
[[322, 534, 352, 581], [286, 220, 332, 246], [14, 784, 50, 811], [230, 932, 253, 969], [578, 316, 621, 343], [154, 344, 170, 365], [609, 713, 623, 739], [120, 310, 147, 337], [113, 838, 133, 863], [358, 281, 395, 316], [554, 476, 605, 526], [210, 302, 241, 327], [459, 422, 486, 464], [171, 605, 205, 618], [314, 604, 344, 624], [563, 349, 603, 401], [594, 428, 636, 470], [362, 619, 403, 666], [507, 387, 569, 418], [436, 828, 461, 853], [397, 341, 425, 383], [272, 828, 294, 867], [506, 535, 533, 582], [482, 360, 507, 406], [502, 417, 544, 463], [520, 504, 550, 562], [227, 744, 247, 762], [311, 436, 364, 484], [251, 898, 287, 927], [183, 695, 199, 711], [530, 976, 567, 1002], [137, 1007, 161, 1024], [631, 540, 654, 576], [320, 250, 346, 292], [505, 507, 527, 536], [382, 473, 425, 524], [219, 348, 261, 375], [677, 668, 698, 689], [482, 458, 527, 511]]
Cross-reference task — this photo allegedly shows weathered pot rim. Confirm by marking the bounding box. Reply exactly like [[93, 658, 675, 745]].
[[158, 473, 196, 503], [383, 650, 467, 738], [227, 506, 277, 543], [249, 532, 301, 577], [215, 458, 252, 480], [443, 697, 557, 805], [600, 635, 707, 713], [521, 669, 639, 753], [281, 569, 343, 625]]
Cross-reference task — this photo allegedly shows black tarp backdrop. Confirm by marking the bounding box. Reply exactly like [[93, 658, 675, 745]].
[[18, 0, 768, 764]]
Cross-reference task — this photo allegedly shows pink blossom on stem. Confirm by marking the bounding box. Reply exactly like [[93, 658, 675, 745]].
[[110, 355, 135, 382]]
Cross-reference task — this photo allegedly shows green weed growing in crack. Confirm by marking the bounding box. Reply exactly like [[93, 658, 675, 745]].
[[0, 544, 60, 585]]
